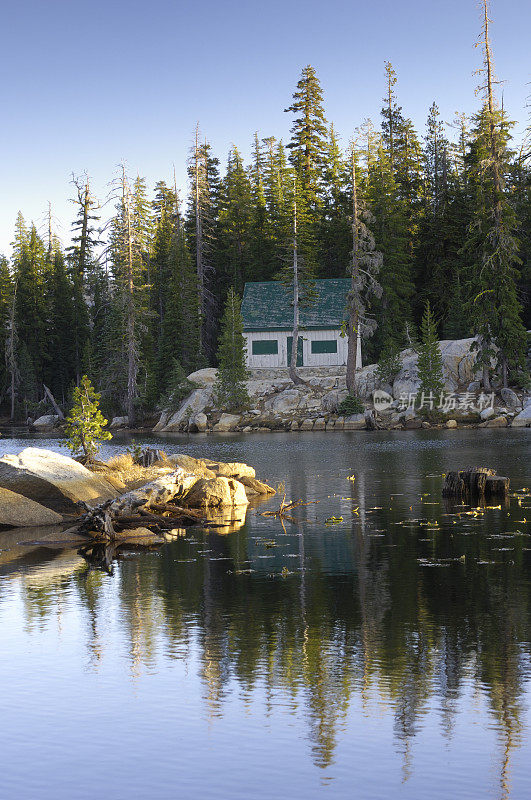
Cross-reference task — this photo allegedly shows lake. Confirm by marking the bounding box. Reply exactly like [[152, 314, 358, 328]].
[[0, 428, 530, 800]]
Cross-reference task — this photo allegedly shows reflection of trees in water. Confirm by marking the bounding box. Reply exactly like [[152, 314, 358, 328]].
[[8, 502, 530, 786]]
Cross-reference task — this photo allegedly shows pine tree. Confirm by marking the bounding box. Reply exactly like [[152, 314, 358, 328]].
[[346, 145, 382, 392], [66, 173, 102, 279], [285, 65, 328, 209], [213, 288, 249, 410], [217, 146, 254, 293], [417, 301, 444, 400], [187, 128, 220, 358], [367, 146, 414, 357], [64, 375, 112, 461], [462, 0, 528, 388]]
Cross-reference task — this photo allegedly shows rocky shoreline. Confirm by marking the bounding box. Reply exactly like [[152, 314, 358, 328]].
[[13, 336, 531, 435], [0, 447, 275, 531]]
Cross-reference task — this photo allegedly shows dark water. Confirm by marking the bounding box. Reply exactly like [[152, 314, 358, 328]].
[[0, 429, 530, 800]]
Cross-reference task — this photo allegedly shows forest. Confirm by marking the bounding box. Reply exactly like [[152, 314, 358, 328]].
[[0, 2, 529, 423]]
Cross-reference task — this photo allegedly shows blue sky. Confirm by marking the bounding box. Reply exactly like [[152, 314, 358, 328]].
[[1, 0, 529, 254]]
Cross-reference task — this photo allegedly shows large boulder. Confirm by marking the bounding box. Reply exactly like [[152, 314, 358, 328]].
[[109, 416, 129, 429], [391, 338, 481, 400], [184, 476, 249, 508], [500, 388, 521, 409], [479, 415, 508, 428], [344, 414, 366, 430], [439, 338, 481, 386], [204, 460, 256, 480], [213, 413, 241, 432], [512, 399, 531, 428], [156, 387, 212, 432], [263, 388, 304, 415], [188, 412, 208, 432], [322, 389, 348, 413], [32, 414, 61, 431], [238, 475, 276, 497], [169, 455, 216, 479], [0, 448, 118, 513], [356, 364, 379, 400], [0, 487, 64, 527], [186, 367, 218, 386]]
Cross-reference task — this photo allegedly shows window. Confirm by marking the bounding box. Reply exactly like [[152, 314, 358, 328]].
[[252, 339, 278, 355], [311, 339, 337, 354]]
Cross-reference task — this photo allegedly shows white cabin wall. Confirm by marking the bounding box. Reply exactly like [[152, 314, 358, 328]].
[[245, 329, 356, 368]]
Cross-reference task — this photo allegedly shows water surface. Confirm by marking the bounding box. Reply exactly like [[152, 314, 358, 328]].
[[1, 429, 530, 799]]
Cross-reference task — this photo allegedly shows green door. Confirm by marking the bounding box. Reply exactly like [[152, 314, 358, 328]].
[[287, 336, 303, 367]]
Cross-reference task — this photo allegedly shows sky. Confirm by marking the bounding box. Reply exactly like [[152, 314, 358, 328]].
[[1, 0, 529, 255]]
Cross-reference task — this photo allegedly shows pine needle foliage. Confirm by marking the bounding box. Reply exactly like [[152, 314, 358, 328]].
[[213, 288, 250, 411], [64, 375, 112, 461], [417, 302, 444, 398]]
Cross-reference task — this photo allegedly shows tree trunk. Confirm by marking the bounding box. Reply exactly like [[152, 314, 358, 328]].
[[122, 167, 137, 426], [195, 125, 205, 353], [346, 152, 359, 394], [290, 184, 304, 385]]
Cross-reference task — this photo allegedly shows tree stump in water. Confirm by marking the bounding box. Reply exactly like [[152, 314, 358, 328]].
[[443, 468, 509, 500]]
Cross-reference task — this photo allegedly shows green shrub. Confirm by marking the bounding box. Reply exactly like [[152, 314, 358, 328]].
[[338, 394, 365, 415]]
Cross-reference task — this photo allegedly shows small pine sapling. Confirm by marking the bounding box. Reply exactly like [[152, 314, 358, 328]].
[[64, 375, 112, 462]]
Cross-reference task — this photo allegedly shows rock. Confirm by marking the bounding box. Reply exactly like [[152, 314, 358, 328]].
[[479, 415, 508, 428], [322, 389, 348, 412], [242, 426, 252, 433], [446, 419, 458, 429], [299, 419, 314, 431], [511, 400, 531, 427], [186, 367, 218, 386], [289, 420, 299, 431], [212, 413, 241, 432], [188, 412, 208, 432], [239, 476, 276, 496], [335, 417, 345, 430], [313, 417, 326, 431], [156, 387, 213, 432], [184, 476, 249, 508], [32, 414, 61, 431], [467, 381, 481, 393], [344, 414, 366, 430], [355, 364, 380, 400], [0, 487, 64, 527], [500, 388, 521, 409], [109, 416, 129, 429], [421, 421, 431, 429], [263, 388, 304, 415], [169, 455, 216, 479], [0, 447, 117, 513], [392, 337, 482, 400], [204, 460, 256, 480], [405, 418, 423, 429], [405, 409, 417, 422], [480, 407, 495, 421]]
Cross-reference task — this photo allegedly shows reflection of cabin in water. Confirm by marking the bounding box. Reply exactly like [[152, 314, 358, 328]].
[[241, 279, 361, 369]]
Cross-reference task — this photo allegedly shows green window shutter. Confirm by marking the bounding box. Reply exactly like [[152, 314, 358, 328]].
[[252, 339, 278, 355], [311, 339, 337, 354]]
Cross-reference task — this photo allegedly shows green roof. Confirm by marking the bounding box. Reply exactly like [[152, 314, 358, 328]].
[[241, 279, 351, 331]]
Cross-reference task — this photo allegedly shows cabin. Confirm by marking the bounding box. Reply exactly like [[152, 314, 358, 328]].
[[241, 278, 361, 370]]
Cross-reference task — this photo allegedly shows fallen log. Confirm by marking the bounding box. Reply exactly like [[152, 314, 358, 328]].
[[76, 468, 199, 540]]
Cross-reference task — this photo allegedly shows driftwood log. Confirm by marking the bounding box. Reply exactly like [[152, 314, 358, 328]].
[[443, 468, 509, 499], [77, 468, 201, 541]]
